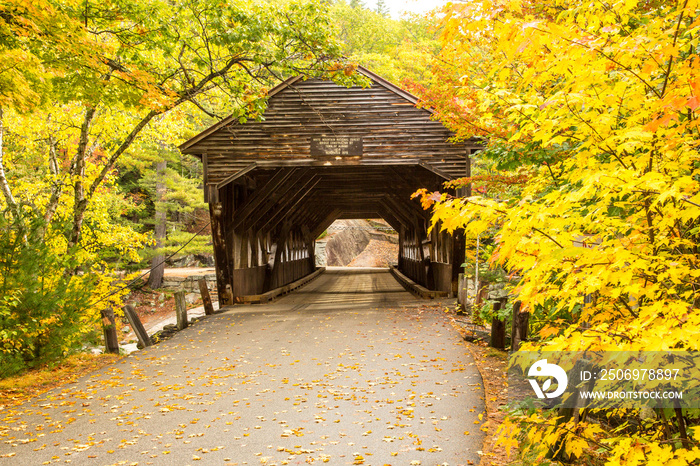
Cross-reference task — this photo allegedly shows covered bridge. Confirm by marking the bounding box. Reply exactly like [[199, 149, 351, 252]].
[[179, 67, 480, 305]]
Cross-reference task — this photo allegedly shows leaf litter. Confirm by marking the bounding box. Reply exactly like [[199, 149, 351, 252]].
[[0, 281, 486, 465]]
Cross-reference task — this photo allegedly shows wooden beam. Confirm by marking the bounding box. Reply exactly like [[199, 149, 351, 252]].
[[382, 196, 419, 227], [209, 202, 232, 305], [374, 205, 404, 232], [229, 168, 296, 231], [418, 161, 453, 181], [215, 163, 257, 190], [311, 208, 342, 238], [247, 170, 315, 232], [259, 176, 321, 235], [235, 168, 307, 231], [386, 192, 430, 218]]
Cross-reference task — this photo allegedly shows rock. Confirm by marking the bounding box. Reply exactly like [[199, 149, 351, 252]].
[[167, 255, 199, 267], [323, 219, 399, 267], [326, 220, 372, 266], [120, 343, 139, 354], [315, 240, 327, 267], [194, 253, 215, 267], [185, 293, 198, 304], [161, 274, 217, 292]]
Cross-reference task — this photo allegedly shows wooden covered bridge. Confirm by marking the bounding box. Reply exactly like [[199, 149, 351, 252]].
[[179, 67, 480, 305]]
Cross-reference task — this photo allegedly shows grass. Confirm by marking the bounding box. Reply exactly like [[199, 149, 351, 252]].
[[0, 352, 120, 409]]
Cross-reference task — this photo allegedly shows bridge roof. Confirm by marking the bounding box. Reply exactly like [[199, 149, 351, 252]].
[[180, 66, 479, 182], [180, 67, 479, 234]]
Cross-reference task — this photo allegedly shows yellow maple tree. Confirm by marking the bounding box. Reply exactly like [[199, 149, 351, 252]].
[[414, 0, 700, 463]]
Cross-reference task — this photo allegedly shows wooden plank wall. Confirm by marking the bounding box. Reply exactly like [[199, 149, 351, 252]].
[[232, 266, 267, 297], [208, 181, 317, 302], [397, 221, 456, 294], [431, 263, 453, 293], [184, 78, 479, 189]]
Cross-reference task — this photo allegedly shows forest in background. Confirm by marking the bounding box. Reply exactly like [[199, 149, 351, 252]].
[[0, 0, 435, 376], [2, 0, 700, 465]]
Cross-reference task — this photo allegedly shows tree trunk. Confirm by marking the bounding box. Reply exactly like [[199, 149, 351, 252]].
[[68, 106, 96, 250], [147, 160, 167, 289], [38, 135, 64, 241], [0, 107, 20, 220]]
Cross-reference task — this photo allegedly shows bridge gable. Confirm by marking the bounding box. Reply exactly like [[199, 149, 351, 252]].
[[180, 67, 479, 191]]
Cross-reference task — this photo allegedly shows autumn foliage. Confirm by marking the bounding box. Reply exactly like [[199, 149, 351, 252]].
[[414, 0, 700, 463], [0, 0, 347, 376]]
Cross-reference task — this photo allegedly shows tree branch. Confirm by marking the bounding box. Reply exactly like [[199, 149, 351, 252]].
[[661, 1, 688, 98], [532, 227, 564, 248]]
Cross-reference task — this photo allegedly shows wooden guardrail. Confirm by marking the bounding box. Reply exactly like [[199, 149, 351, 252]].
[[389, 266, 448, 299], [235, 267, 326, 304]]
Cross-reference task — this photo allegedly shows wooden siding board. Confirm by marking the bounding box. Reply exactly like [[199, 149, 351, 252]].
[[181, 75, 473, 185]]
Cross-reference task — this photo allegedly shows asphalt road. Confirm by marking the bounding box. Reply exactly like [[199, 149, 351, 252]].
[[0, 268, 485, 465]]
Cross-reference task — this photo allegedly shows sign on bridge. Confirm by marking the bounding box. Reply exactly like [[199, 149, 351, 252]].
[[310, 136, 363, 157]]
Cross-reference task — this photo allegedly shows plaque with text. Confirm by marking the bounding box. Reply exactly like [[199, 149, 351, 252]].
[[310, 136, 363, 157]]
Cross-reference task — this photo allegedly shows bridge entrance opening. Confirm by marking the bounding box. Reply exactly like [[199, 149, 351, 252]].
[[318, 219, 398, 268], [179, 67, 481, 305]]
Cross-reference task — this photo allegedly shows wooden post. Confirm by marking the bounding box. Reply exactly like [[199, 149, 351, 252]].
[[271, 223, 291, 287], [302, 225, 315, 273], [416, 223, 426, 286], [518, 311, 530, 346], [198, 278, 215, 316], [175, 290, 188, 330], [398, 225, 405, 271], [457, 273, 467, 313], [123, 304, 152, 348], [451, 230, 465, 298], [101, 308, 119, 354], [489, 298, 507, 350], [210, 202, 232, 305], [510, 301, 529, 351], [510, 300, 521, 350]]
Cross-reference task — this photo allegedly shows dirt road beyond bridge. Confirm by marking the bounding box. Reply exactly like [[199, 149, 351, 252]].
[[1, 268, 485, 465]]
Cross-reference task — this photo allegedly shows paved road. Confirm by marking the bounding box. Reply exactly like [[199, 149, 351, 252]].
[[0, 268, 485, 465]]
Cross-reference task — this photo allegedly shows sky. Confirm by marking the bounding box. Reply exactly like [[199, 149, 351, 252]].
[[376, 0, 448, 19]]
